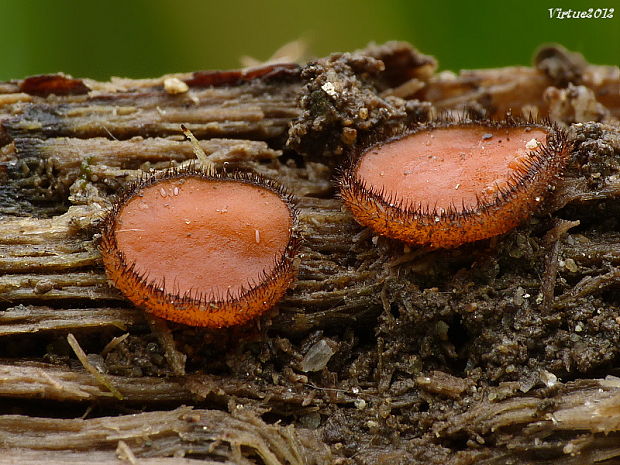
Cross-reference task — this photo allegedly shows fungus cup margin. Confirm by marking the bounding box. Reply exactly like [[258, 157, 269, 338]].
[[100, 166, 300, 328], [339, 117, 573, 249]]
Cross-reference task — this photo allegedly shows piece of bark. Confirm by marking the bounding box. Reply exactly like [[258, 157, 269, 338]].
[[0, 405, 331, 464], [0, 306, 140, 335], [0, 361, 348, 415], [1, 74, 302, 144], [415, 62, 620, 120], [426, 378, 620, 464], [4, 369, 620, 464], [1, 135, 331, 211], [0, 361, 192, 403]]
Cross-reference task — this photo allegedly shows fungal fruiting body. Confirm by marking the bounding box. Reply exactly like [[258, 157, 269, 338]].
[[100, 170, 298, 328], [339, 120, 571, 248]]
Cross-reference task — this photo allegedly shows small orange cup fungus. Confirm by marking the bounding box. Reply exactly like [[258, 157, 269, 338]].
[[100, 169, 298, 328], [339, 120, 571, 248]]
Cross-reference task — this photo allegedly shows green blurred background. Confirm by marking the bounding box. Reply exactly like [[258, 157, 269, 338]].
[[0, 0, 617, 81]]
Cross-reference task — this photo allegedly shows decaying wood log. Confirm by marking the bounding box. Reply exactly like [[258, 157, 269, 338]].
[[1, 42, 620, 463]]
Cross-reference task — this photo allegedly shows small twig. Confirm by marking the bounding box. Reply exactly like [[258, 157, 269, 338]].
[[116, 440, 138, 464], [101, 333, 130, 357], [181, 124, 215, 175], [540, 219, 580, 312], [555, 267, 620, 309], [146, 315, 186, 376], [66, 333, 124, 400]]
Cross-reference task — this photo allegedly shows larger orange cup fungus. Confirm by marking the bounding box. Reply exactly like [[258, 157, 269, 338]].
[[100, 132, 298, 328], [339, 119, 572, 248]]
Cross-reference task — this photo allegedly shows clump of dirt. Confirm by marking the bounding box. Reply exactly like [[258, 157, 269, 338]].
[[287, 49, 432, 160]]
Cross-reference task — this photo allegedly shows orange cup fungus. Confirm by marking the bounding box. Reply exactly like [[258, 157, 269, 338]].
[[100, 169, 298, 328], [339, 120, 571, 248]]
